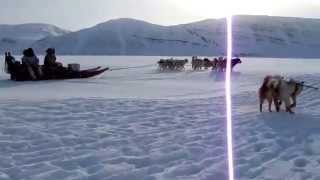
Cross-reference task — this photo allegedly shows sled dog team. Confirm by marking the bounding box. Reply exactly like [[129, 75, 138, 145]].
[[158, 56, 242, 72], [158, 58, 188, 71], [191, 56, 242, 72], [259, 75, 305, 114]]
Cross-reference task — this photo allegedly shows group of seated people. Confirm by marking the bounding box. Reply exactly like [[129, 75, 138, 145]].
[[14, 48, 62, 80]]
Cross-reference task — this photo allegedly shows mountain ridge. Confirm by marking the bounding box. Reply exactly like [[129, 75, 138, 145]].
[[0, 23, 70, 54], [2, 15, 320, 57]]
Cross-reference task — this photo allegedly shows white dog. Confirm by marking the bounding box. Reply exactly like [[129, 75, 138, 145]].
[[277, 78, 304, 113]]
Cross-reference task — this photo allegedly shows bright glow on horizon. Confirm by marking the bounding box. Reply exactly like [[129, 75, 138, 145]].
[[170, 0, 320, 19], [226, 15, 235, 180], [1, 0, 320, 30]]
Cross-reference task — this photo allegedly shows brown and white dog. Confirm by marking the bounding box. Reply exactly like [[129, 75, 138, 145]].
[[259, 75, 282, 113], [259, 75, 304, 114]]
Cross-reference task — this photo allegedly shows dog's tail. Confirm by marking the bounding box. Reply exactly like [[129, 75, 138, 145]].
[[259, 75, 281, 98], [260, 75, 272, 92], [259, 76, 271, 102], [267, 77, 281, 90]]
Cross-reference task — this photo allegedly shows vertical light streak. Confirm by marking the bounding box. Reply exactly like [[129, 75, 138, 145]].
[[226, 15, 235, 180]]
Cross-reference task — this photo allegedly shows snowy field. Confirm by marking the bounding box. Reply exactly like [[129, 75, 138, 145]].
[[1, 56, 320, 180]]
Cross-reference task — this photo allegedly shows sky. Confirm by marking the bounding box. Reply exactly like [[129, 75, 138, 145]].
[[1, 0, 320, 31]]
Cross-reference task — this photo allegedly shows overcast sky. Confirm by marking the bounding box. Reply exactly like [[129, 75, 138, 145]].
[[1, 0, 320, 31]]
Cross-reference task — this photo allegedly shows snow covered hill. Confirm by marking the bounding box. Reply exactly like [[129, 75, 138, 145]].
[[32, 18, 226, 56], [31, 15, 320, 57], [233, 15, 320, 58], [0, 24, 69, 54], [3, 15, 320, 57]]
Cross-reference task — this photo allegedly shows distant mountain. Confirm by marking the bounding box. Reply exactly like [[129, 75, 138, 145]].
[[32, 18, 226, 56], [232, 15, 320, 58], [0, 23, 69, 54], [3, 15, 320, 57]]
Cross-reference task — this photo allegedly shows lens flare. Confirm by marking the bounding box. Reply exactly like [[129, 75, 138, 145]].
[[226, 15, 235, 180]]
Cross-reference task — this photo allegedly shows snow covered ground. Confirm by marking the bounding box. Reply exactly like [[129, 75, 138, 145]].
[[1, 56, 320, 180]]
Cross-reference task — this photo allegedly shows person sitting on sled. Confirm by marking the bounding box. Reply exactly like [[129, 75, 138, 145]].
[[21, 48, 43, 80], [43, 48, 63, 78]]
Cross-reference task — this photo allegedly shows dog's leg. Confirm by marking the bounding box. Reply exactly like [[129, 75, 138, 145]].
[[290, 95, 297, 108], [284, 97, 294, 114], [272, 94, 280, 112], [286, 107, 294, 114], [259, 98, 264, 112], [268, 99, 273, 112], [275, 99, 280, 112]]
